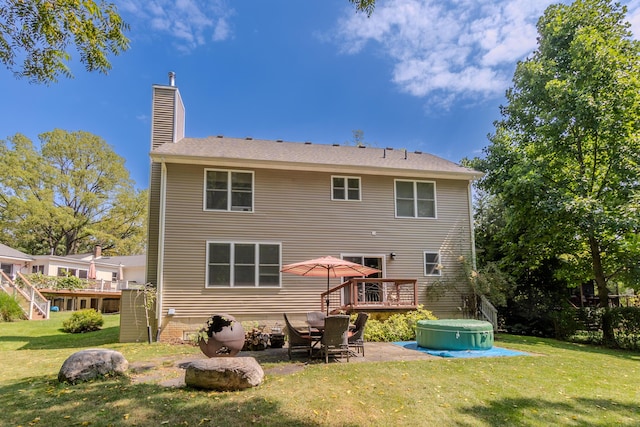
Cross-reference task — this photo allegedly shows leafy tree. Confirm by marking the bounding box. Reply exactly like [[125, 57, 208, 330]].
[[0, 0, 129, 84], [478, 0, 640, 329], [349, 0, 376, 16], [0, 129, 146, 256]]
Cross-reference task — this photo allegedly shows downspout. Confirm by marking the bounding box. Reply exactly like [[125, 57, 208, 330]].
[[155, 161, 167, 341], [468, 180, 477, 271]]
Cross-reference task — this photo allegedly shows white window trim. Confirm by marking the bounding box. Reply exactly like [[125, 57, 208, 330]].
[[331, 175, 362, 201], [205, 240, 282, 288], [424, 251, 442, 276], [57, 267, 89, 278], [340, 253, 386, 277], [203, 168, 255, 213], [394, 179, 437, 219]]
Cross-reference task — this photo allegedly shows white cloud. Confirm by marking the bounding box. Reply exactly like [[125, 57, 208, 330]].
[[628, 1, 640, 38], [334, 0, 554, 106], [212, 18, 231, 42], [334, 0, 640, 108], [116, 0, 234, 52]]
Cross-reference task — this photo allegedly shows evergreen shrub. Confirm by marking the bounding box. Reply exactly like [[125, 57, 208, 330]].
[[62, 309, 104, 333], [363, 305, 437, 342]]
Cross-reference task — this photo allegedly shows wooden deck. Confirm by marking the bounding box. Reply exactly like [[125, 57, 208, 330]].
[[321, 278, 418, 314]]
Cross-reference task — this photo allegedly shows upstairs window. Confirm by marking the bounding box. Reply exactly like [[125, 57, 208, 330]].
[[205, 169, 254, 212], [207, 242, 281, 287], [395, 180, 436, 218], [424, 252, 442, 276], [332, 176, 361, 201]]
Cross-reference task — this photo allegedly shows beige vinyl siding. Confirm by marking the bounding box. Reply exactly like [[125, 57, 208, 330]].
[[151, 87, 179, 149], [146, 86, 184, 285], [146, 162, 161, 285], [119, 289, 157, 343], [159, 163, 474, 337]]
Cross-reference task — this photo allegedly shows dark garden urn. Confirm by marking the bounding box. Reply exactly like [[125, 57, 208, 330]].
[[198, 314, 245, 357]]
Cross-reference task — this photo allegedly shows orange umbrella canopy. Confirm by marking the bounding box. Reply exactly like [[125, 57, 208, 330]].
[[88, 259, 96, 280], [281, 256, 381, 278], [281, 256, 381, 314]]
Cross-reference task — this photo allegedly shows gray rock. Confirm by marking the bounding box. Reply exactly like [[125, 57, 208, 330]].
[[185, 357, 264, 391], [58, 349, 128, 384]]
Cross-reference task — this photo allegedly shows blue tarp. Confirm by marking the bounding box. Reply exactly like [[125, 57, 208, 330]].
[[393, 341, 529, 358]]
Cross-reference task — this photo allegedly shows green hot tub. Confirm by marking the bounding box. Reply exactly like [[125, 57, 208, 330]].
[[416, 319, 494, 351]]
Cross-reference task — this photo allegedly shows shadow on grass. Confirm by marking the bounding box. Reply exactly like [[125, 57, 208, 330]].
[[0, 326, 119, 350], [459, 396, 640, 426], [496, 334, 640, 362], [0, 376, 337, 427]]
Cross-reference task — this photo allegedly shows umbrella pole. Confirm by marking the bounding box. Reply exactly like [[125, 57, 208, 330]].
[[326, 273, 330, 315]]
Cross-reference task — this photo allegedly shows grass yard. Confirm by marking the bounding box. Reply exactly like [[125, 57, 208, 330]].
[[1, 313, 639, 426]]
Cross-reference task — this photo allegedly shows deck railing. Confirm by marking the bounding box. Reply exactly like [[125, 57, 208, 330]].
[[1, 272, 50, 320], [321, 278, 418, 314], [478, 294, 498, 330], [81, 279, 137, 292]]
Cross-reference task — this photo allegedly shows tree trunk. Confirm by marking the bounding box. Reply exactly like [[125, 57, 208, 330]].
[[588, 235, 614, 345], [588, 236, 608, 306]]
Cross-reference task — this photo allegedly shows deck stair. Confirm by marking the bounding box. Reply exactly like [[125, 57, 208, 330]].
[[0, 271, 50, 320]]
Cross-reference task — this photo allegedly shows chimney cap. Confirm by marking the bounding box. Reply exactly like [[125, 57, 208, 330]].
[[168, 71, 176, 86]]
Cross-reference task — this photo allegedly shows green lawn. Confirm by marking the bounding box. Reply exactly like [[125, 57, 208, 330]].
[[1, 313, 639, 426]]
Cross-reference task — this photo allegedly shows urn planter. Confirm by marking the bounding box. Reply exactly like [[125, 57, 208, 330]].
[[198, 314, 245, 357]]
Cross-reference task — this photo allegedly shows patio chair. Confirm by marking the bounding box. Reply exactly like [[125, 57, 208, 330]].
[[320, 315, 350, 363], [348, 312, 369, 356], [283, 313, 312, 360], [306, 311, 326, 337]]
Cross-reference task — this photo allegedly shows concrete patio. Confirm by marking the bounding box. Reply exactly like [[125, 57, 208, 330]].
[[129, 342, 436, 387]]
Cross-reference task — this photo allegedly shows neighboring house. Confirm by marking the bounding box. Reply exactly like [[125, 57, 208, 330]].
[[28, 248, 146, 313], [139, 76, 484, 343], [1, 242, 146, 315], [0, 243, 33, 279], [29, 249, 146, 285]]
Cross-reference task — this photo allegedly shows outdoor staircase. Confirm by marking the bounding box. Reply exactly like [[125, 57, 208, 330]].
[[478, 294, 498, 330], [0, 271, 50, 320]]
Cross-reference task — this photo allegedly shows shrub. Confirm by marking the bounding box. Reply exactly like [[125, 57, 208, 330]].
[[609, 307, 640, 351], [55, 275, 86, 290], [62, 309, 104, 333], [0, 293, 25, 322], [20, 274, 87, 290], [364, 305, 437, 342]]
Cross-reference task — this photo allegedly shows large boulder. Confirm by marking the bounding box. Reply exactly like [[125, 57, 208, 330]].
[[185, 357, 264, 391], [58, 349, 128, 384]]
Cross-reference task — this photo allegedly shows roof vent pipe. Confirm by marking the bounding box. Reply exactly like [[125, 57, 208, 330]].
[[404, 149, 407, 160], [168, 71, 176, 86], [383, 148, 386, 158]]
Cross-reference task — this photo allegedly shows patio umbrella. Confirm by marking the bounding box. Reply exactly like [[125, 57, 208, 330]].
[[88, 259, 96, 280], [281, 256, 381, 314]]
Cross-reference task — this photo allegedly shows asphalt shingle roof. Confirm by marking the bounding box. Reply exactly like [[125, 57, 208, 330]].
[[0, 243, 33, 261], [150, 136, 481, 179]]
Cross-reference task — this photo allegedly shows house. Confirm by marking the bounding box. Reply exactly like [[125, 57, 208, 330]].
[[28, 248, 146, 313], [1, 242, 145, 315], [0, 242, 32, 279], [141, 75, 483, 343], [30, 250, 146, 285]]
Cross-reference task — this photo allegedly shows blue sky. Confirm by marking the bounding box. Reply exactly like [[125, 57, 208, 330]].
[[2, 0, 639, 189]]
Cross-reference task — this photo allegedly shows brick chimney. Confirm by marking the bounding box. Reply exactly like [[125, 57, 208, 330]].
[[94, 245, 102, 258]]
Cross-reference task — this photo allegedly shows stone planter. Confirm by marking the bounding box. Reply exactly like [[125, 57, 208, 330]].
[[198, 314, 245, 357]]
